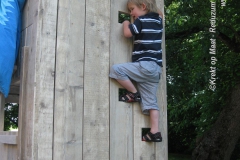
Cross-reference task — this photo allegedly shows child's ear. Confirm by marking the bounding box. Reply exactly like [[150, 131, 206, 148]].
[[141, 3, 147, 10]]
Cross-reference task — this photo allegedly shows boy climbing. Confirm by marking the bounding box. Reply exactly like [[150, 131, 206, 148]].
[[109, 0, 163, 142]]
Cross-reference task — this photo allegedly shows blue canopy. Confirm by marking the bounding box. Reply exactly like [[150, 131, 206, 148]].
[[0, 0, 25, 97]]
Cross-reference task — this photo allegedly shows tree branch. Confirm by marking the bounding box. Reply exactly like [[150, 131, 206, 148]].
[[166, 27, 205, 39], [166, 26, 240, 53], [217, 31, 240, 53]]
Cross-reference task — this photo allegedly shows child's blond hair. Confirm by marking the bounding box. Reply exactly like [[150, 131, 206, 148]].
[[127, 0, 158, 13]]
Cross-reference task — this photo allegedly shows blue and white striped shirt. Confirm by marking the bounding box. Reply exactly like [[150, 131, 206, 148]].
[[129, 12, 163, 67]]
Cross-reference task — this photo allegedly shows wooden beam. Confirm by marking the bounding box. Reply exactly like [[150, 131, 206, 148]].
[[10, 78, 20, 86], [5, 95, 19, 103], [109, 1, 134, 160], [83, 0, 111, 159], [0, 135, 17, 144], [156, 0, 168, 158], [18, 0, 58, 159], [0, 131, 18, 160], [17, 46, 29, 159], [0, 93, 4, 131], [9, 85, 19, 94], [0, 131, 18, 144], [6, 85, 20, 103], [0, 93, 4, 132], [53, 0, 85, 159], [31, 0, 58, 159]]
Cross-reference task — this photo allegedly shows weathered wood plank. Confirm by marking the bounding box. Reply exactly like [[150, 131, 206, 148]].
[[0, 132, 18, 160], [0, 143, 18, 160], [109, 1, 134, 160], [21, 0, 28, 31], [0, 93, 4, 131], [83, 0, 110, 159], [156, 0, 168, 159], [18, 46, 31, 160], [27, 0, 38, 28], [19, 0, 58, 159], [6, 144, 18, 160], [32, 0, 58, 159], [54, 0, 85, 159], [0, 131, 18, 144], [5, 95, 19, 103], [159, 3, 169, 159], [7, 85, 19, 103], [133, 104, 156, 160], [21, 0, 38, 48]]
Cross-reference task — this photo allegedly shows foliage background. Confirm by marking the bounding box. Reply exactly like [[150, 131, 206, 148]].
[[165, 0, 240, 158], [4, 103, 18, 131]]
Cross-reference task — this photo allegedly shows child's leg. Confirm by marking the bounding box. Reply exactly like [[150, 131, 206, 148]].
[[137, 81, 162, 141], [109, 63, 143, 101], [117, 79, 141, 102], [149, 109, 159, 133], [142, 109, 162, 142], [116, 79, 137, 93]]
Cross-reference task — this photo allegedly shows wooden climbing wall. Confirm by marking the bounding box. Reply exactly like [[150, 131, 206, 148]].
[[17, 0, 167, 159]]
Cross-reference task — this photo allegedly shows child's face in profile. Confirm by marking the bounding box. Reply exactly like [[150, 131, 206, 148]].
[[128, 3, 148, 20]]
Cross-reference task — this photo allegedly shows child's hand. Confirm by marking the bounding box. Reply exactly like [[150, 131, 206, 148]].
[[123, 20, 130, 25], [123, 16, 131, 22], [123, 21, 132, 38]]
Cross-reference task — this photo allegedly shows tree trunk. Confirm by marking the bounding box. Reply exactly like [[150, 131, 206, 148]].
[[192, 83, 240, 160]]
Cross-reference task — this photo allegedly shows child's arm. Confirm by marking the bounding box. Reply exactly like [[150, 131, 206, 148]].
[[123, 21, 133, 38]]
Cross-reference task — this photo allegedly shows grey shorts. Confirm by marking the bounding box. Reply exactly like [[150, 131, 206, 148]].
[[109, 61, 162, 115]]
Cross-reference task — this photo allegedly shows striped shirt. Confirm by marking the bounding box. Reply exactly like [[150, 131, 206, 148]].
[[129, 12, 163, 67]]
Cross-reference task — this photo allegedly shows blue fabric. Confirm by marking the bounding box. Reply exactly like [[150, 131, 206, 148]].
[[0, 0, 25, 97]]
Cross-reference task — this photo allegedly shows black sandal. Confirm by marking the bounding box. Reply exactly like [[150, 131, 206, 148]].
[[143, 131, 162, 142], [119, 91, 141, 103]]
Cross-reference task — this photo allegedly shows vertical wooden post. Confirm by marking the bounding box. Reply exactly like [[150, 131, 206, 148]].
[[17, 46, 29, 160], [53, 0, 85, 159], [18, 0, 58, 159], [31, 0, 57, 159], [110, 1, 134, 160], [156, 0, 168, 159], [0, 93, 6, 159], [83, 0, 111, 159], [0, 93, 4, 131]]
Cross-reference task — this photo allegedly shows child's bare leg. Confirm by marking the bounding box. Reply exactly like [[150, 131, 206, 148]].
[[116, 79, 137, 93], [149, 109, 159, 134], [142, 109, 160, 141]]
